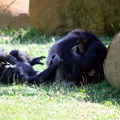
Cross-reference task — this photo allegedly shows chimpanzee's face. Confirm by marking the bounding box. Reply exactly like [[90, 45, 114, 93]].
[[77, 35, 89, 54]]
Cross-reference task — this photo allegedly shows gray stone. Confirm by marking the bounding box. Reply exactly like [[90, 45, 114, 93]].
[[104, 32, 120, 90]]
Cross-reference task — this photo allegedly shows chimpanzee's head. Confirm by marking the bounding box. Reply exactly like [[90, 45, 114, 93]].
[[77, 34, 89, 54], [77, 31, 99, 54]]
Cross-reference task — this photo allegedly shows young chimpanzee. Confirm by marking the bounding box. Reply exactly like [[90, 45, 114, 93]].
[[0, 49, 62, 84], [71, 31, 107, 86]]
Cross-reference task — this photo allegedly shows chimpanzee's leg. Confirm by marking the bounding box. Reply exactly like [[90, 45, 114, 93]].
[[71, 63, 88, 86]]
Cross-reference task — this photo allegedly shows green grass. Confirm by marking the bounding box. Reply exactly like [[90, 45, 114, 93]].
[[0, 28, 119, 120]]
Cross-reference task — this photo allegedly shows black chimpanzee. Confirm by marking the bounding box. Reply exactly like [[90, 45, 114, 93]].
[[0, 49, 62, 84], [71, 31, 107, 86], [47, 29, 84, 80], [47, 29, 107, 86]]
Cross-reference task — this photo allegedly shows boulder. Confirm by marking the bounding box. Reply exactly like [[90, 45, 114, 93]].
[[104, 32, 120, 90], [29, 0, 120, 35], [0, 0, 30, 29]]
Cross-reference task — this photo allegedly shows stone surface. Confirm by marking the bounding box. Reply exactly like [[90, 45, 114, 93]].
[[29, 0, 120, 35], [104, 32, 120, 90], [0, 0, 30, 29]]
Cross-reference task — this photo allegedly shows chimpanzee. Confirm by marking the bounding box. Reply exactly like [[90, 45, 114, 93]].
[[47, 29, 107, 86], [71, 31, 107, 86], [0, 49, 62, 84], [47, 29, 84, 80]]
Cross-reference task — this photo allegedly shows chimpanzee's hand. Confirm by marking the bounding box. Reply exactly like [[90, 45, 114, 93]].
[[32, 56, 46, 65], [39, 56, 46, 65], [39, 56, 46, 60], [71, 45, 84, 56], [87, 69, 96, 76], [71, 45, 79, 56], [71, 46, 78, 55]]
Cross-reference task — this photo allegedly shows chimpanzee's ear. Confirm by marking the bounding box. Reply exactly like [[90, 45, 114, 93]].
[[82, 35, 87, 43]]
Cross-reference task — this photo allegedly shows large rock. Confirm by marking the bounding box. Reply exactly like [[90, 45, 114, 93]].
[[29, 0, 120, 35], [0, 0, 30, 29], [104, 32, 120, 90]]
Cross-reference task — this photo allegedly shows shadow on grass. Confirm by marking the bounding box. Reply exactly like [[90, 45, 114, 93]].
[[49, 80, 120, 106], [50, 80, 120, 106], [83, 80, 120, 105], [0, 80, 119, 106]]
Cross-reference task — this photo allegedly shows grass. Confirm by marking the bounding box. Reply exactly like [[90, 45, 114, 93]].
[[0, 28, 119, 120]]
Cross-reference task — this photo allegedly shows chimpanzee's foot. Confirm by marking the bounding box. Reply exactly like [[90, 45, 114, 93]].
[[31, 56, 46, 65], [50, 54, 63, 66]]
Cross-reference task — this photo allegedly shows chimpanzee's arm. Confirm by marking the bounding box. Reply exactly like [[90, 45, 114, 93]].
[[27, 54, 62, 84], [71, 42, 98, 71], [37, 54, 62, 83], [26, 63, 60, 84]]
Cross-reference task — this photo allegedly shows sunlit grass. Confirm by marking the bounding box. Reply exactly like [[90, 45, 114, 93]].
[[0, 81, 120, 120]]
